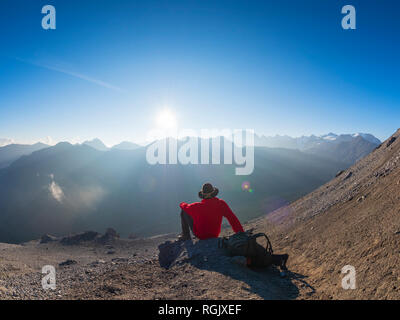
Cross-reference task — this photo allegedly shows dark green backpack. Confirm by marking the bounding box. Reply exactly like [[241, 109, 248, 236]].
[[218, 230, 273, 261]]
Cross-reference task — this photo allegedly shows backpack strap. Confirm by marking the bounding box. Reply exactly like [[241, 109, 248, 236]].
[[218, 237, 228, 249], [250, 232, 274, 255]]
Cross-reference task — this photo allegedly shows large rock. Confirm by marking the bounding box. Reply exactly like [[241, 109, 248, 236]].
[[96, 228, 120, 244], [386, 136, 396, 147], [343, 171, 353, 180], [158, 238, 225, 269], [60, 231, 100, 245], [59, 259, 77, 267], [335, 170, 345, 178]]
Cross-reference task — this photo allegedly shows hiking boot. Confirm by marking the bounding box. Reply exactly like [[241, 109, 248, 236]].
[[280, 254, 289, 271], [178, 234, 191, 241]]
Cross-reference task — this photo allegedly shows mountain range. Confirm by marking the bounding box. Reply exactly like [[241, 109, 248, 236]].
[[0, 133, 380, 243], [81, 138, 140, 151], [254, 133, 380, 165], [0, 133, 380, 169], [0, 139, 142, 169], [0, 142, 49, 169]]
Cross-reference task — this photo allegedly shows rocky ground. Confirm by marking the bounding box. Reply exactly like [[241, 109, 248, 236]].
[[251, 128, 400, 299], [0, 231, 312, 300], [0, 232, 168, 299]]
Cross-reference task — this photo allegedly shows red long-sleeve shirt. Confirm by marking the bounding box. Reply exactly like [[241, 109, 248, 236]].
[[180, 197, 244, 240]]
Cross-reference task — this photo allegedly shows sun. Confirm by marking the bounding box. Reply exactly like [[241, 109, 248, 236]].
[[156, 109, 177, 130]]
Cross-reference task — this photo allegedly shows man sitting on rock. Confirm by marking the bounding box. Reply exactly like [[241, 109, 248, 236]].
[[178, 183, 289, 274], [179, 183, 244, 241]]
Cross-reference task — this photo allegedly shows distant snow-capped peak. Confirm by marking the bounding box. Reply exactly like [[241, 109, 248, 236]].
[[318, 133, 380, 145], [0, 138, 14, 147], [351, 133, 381, 145], [321, 133, 338, 141]]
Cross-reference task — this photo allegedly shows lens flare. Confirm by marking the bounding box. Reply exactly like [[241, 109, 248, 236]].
[[241, 181, 250, 190], [241, 181, 253, 193]]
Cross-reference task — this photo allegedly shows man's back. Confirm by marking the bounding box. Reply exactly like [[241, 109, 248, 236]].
[[180, 197, 244, 240]]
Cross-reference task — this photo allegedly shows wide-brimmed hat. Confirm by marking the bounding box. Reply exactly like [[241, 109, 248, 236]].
[[198, 183, 219, 199]]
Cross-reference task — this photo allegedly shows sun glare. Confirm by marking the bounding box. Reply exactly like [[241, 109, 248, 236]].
[[156, 109, 177, 130]]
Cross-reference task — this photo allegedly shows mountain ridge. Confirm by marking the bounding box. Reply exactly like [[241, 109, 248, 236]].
[[254, 133, 380, 165], [246, 128, 400, 299], [0, 142, 49, 169]]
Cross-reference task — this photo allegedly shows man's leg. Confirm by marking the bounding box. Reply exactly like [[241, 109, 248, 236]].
[[250, 242, 288, 270], [180, 210, 194, 240]]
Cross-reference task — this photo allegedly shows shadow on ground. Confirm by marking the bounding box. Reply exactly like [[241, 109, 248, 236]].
[[158, 238, 314, 299]]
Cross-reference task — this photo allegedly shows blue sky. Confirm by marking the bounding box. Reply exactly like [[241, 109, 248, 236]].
[[0, 0, 399, 145]]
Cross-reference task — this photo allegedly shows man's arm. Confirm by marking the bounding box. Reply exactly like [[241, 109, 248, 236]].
[[220, 200, 244, 233], [180, 201, 200, 219]]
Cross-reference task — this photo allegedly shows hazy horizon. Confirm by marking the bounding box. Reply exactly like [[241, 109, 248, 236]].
[[0, 130, 385, 148]]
